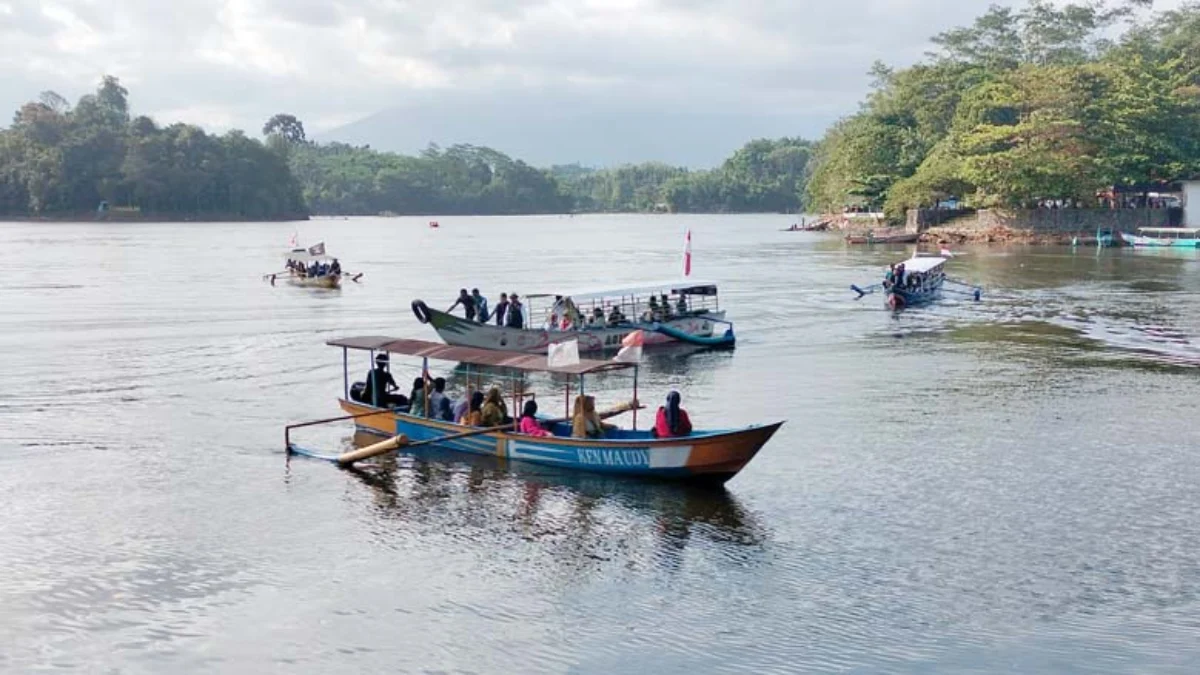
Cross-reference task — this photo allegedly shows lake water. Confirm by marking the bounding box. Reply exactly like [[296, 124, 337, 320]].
[[1, 214, 1198, 674]]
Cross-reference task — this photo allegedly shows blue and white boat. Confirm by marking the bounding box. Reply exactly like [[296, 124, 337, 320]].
[[1120, 227, 1200, 248], [851, 253, 981, 309]]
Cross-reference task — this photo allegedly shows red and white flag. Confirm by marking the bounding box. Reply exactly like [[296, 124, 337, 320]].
[[614, 330, 644, 363], [683, 229, 692, 277], [940, 246, 954, 258]]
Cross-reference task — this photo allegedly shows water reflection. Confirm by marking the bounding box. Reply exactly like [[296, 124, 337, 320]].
[[339, 432, 768, 573]]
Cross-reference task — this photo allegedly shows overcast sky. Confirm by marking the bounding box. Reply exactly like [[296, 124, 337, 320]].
[[0, 0, 1178, 165]]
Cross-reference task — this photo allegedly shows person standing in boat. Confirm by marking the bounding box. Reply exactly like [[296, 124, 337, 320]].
[[471, 289, 489, 323], [506, 293, 525, 329], [493, 293, 509, 327], [449, 289, 476, 321], [652, 391, 692, 438], [365, 354, 408, 408]]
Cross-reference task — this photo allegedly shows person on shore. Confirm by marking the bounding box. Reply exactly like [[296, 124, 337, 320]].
[[572, 395, 607, 439], [471, 289, 489, 323], [652, 391, 692, 438], [449, 288, 476, 321], [480, 387, 509, 427], [364, 353, 407, 408], [459, 391, 485, 426], [506, 293, 525, 329], [493, 293, 510, 326], [518, 400, 551, 437]]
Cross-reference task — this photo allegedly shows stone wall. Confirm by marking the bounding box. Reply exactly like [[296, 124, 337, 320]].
[[908, 207, 1182, 234]]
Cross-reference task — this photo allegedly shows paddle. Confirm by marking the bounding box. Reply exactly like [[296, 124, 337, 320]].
[[334, 401, 641, 466], [851, 283, 881, 299]]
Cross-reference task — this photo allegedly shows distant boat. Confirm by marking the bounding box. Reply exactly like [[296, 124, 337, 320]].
[[1120, 227, 1200, 248], [429, 220, 440, 229], [845, 231, 920, 244]]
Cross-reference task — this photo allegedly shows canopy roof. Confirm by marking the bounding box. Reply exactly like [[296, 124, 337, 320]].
[[1137, 227, 1200, 234], [896, 255, 948, 274], [326, 336, 634, 375], [526, 279, 719, 303], [284, 248, 336, 263]]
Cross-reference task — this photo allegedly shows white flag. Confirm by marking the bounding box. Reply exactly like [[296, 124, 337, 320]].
[[547, 340, 580, 369], [613, 330, 644, 363], [308, 242, 326, 256]]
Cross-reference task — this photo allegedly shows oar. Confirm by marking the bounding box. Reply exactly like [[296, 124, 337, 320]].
[[333, 401, 641, 466], [851, 283, 881, 299]]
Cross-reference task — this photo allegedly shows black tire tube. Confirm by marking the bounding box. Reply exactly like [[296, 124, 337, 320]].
[[412, 299, 432, 324]]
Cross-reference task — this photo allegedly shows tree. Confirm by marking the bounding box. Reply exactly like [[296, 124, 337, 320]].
[[263, 114, 307, 144]]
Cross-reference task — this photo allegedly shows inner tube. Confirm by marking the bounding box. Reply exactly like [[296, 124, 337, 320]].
[[412, 299, 432, 324]]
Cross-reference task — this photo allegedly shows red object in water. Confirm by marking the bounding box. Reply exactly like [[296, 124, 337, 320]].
[[429, 221, 439, 228]]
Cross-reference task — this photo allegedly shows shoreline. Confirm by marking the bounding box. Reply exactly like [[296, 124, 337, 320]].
[[1, 211, 310, 223]]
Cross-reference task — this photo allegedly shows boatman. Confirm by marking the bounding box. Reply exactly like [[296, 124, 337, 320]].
[[365, 353, 408, 408], [448, 288, 476, 321]]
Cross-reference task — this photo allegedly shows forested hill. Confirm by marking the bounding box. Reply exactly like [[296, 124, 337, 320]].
[[805, 0, 1200, 218], [0, 77, 306, 220]]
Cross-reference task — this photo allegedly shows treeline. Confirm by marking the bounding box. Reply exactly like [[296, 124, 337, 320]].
[[806, 0, 1200, 217], [0, 77, 305, 219], [551, 137, 815, 213]]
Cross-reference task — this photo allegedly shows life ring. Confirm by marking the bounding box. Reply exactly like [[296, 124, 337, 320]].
[[412, 299, 432, 324]]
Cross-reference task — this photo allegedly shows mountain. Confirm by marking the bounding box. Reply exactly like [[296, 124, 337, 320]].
[[318, 89, 834, 168]]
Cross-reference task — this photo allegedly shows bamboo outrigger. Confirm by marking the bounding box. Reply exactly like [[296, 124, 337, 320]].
[[285, 337, 783, 486]]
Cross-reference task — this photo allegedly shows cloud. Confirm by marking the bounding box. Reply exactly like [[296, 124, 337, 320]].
[[0, 0, 1180, 165]]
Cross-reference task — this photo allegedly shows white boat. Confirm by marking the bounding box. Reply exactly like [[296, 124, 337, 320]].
[[283, 246, 341, 289], [411, 280, 735, 353], [1120, 227, 1200, 248]]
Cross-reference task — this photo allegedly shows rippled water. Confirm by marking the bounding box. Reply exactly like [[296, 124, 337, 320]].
[[1, 215, 1198, 673]]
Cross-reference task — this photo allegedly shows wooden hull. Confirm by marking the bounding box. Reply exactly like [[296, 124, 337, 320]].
[[338, 400, 782, 485], [1120, 232, 1200, 248], [846, 232, 920, 244], [419, 305, 729, 353], [886, 278, 944, 309], [288, 272, 341, 288]]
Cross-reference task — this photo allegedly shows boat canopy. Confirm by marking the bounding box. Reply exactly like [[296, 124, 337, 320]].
[[527, 279, 719, 303], [284, 248, 336, 263], [1137, 227, 1200, 235], [897, 256, 947, 274], [326, 336, 634, 375]]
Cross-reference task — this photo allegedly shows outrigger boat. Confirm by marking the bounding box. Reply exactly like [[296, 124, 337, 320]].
[[281, 244, 342, 288], [1120, 227, 1200, 248], [851, 253, 981, 310], [284, 337, 783, 486], [412, 280, 735, 354]]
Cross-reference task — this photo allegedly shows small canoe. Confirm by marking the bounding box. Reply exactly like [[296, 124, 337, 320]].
[[845, 232, 920, 244]]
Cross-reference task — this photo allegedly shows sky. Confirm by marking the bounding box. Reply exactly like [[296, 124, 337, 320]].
[[0, 0, 1179, 166]]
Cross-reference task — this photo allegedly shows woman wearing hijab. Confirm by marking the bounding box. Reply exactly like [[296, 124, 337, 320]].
[[480, 387, 509, 427], [459, 391, 485, 426], [572, 395, 607, 439], [518, 400, 551, 437], [653, 391, 692, 438], [408, 377, 427, 417]]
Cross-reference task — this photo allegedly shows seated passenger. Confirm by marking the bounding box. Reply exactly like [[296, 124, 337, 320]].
[[675, 294, 688, 315], [480, 387, 510, 427], [459, 391, 485, 426], [408, 377, 428, 417], [364, 353, 408, 408], [572, 395, 608, 439], [643, 296, 659, 322], [659, 294, 672, 319], [428, 377, 454, 421], [652, 391, 693, 438], [608, 306, 625, 326], [518, 400, 551, 437]]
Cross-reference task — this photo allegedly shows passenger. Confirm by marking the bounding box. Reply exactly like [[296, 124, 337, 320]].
[[608, 305, 625, 326], [452, 393, 470, 423], [894, 263, 906, 288], [330, 259, 341, 275], [471, 289, 488, 323], [364, 353, 408, 408], [652, 391, 693, 438], [459, 391, 485, 426], [506, 293, 525, 328], [408, 377, 428, 417], [644, 296, 659, 322], [428, 377, 453, 421], [572, 395, 607, 439], [518, 400, 551, 437], [883, 264, 895, 289], [493, 293, 510, 326], [547, 295, 566, 329], [562, 297, 581, 330], [590, 307, 605, 326], [480, 387, 509, 427], [449, 288, 476, 321], [676, 294, 688, 315], [659, 294, 672, 319]]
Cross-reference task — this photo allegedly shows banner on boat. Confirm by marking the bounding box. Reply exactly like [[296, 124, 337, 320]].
[[308, 242, 326, 256], [547, 339, 581, 368]]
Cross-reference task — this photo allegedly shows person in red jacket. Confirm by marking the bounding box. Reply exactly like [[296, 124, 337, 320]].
[[653, 391, 692, 438]]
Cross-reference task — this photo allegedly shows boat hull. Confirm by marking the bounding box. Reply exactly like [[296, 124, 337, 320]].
[[288, 272, 341, 288], [419, 305, 729, 353], [846, 232, 920, 244], [886, 278, 944, 309], [338, 400, 781, 485], [1119, 232, 1200, 248]]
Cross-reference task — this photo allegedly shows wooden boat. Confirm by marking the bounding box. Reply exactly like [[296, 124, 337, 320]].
[[283, 245, 341, 289], [845, 230, 920, 244], [1120, 227, 1200, 248], [288, 337, 783, 485], [412, 280, 735, 354], [851, 253, 980, 309]]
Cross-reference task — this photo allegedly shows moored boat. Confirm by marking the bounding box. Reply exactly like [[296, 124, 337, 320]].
[[412, 280, 735, 353], [1119, 227, 1200, 248], [845, 230, 921, 244], [285, 337, 783, 485]]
